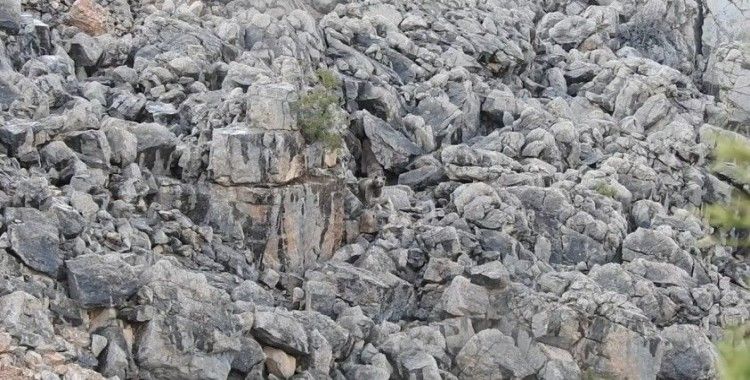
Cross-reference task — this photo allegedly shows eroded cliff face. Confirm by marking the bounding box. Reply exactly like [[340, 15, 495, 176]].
[[0, 0, 747, 379]]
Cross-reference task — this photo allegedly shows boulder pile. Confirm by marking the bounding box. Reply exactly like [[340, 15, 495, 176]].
[[0, 0, 748, 379]]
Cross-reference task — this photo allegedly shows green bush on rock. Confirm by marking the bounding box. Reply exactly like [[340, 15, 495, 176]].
[[705, 135, 750, 380], [298, 69, 344, 149]]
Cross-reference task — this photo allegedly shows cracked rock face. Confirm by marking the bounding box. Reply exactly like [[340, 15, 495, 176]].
[[0, 0, 747, 379]]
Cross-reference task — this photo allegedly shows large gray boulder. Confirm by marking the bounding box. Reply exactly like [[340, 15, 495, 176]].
[[65, 254, 139, 308], [230, 280, 275, 306], [0, 0, 21, 34], [455, 329, 535, 379], [252, 309, 310, 355], [208, 127, 305, 186], [359, 111, 421, 170], [622, 228, 692, 272], [63, 130, 112, 169], [441, 144, 521, 181], [0, 291, 54, 348], [305, 262, 415, 322], [704, 43, 750, 128], [102, 123, 138, 165], [440, 276, 489, 318], [68, 32, 103, 66], [5, 207, 63, 276], [0, 121, 36, 161], [159, 180, 345, 276], [135, 261, 239, 380], [659, 325, 718, 380], [246, 83, 299, 130], [102, 118, 176, 175]]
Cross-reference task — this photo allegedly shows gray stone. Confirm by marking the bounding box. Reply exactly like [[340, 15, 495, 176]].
[[468, 261, 510, 288], [0, 121, 35, 159], [359, 111, 421, 170], [168, 56, 202, 78], [164, 180, 345, 277], [253, 309, 309, 355], [441, 144, 521, 181], [68, 33, 103, 66], [659, 325, 718, 380], [440, 276, 489, 318], [398, 164, 445, 190], [247, 83, 299, 130], [622, 228, 692, 272], [0, 291, 54, 348], [311, 0, 341, 13], [423, 258, 464, 283], [135, 261, 238, 380], [91, 334, 108, 356], [102, 118, 176, 174], [6, 208, 63, 276], [0, 0, 21, 34], [625, 258, 696, 288], [102, 123, 138, 165], [291, 310, 351, 359], [419, 226, 462, 259], [65, 254, 139, 308], [108, 91, 146, 121], [578, 317, 664, 379], [208, 126, 305, 186], [231, 280, 275, 307], [455, 329, 535, 379], [63, 130, 112, 169], [47, 201, 85, 238], [306, 262, 415, 322], [231, 336, 265, 373]]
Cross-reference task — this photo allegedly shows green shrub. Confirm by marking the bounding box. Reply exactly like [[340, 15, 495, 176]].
[[706, 134, 750, 379], [298, 69, 343, 149], [316, 68, 340, 91], [719, 325, 750, 380], [706, 136, 750, 246]]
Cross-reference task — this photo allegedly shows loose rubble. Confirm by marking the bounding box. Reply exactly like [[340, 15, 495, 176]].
[[0, 0, 748, 379]]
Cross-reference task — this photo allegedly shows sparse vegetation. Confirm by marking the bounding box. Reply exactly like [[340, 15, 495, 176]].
[[705, 136, 750, 246], [297, 69, 344, 149], [705, 135, 750, 379], [316, 68, 340, 91], [719, 325, 750, 380]]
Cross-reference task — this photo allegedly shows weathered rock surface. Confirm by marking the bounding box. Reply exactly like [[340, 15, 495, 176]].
[[0, 0, 747, 379], [66, 254, 139, 308], [456, 329, 535, 379], [6, 208, 63, 276], [0, 0, 22, 34]]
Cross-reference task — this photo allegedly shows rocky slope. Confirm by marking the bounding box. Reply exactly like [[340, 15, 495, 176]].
[[0, 0, 748, 379]]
